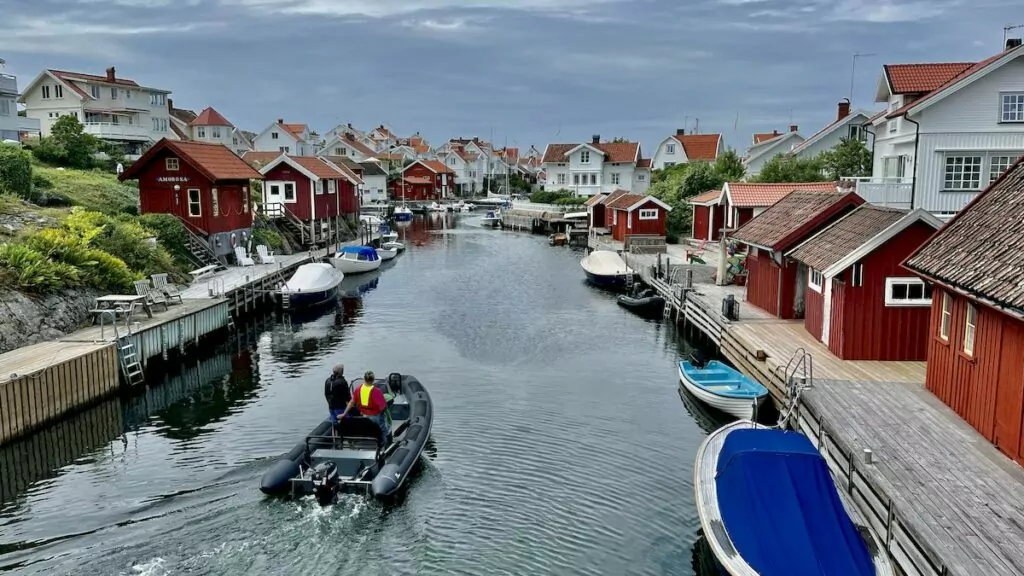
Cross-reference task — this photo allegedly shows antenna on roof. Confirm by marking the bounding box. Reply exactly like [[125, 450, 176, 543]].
[[1003, 24, 1024, 49], [850, 52, 876, 104]]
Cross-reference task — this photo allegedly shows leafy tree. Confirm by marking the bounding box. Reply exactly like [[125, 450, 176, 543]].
[[647, 161, 726, 242], [713, 148, 745, 181], [49, 115, 99, 169], [605, 137, 630, 143], [0, 143, 34, 200], [754, 153, 828, 183], [818, 137, 872, 180]]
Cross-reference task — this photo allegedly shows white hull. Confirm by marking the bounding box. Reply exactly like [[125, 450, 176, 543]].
[[382, 232, 399, 242], [580, 250, 632, 277], [383, 241, 405, 252], [330, 256, 383, 274], [376, 247, 398, 261], [480, 217, 501, 226], [678, 366, 765, 420]]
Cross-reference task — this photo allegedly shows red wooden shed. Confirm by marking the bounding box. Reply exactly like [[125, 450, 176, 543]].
[[688, 189, 724, 241], [903, 156, 1024, 466], [788, 205, 942, 360], [119, 138, 261, 258], [719, 181, 838, 231], [729, 190, 864, 319], [605, 193, 672, 242], [392, 159, 456, 201]]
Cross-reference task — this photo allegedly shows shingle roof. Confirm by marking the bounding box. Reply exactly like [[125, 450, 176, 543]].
[[903, 156, 1024, 315], [357, 161, 387, 176], [601, 189, 630, 207], [674, 134, 721, 161], [789, 205, 908, 271], [541, 142, 640, 164], [403, 176, 432, 185], [606, 193, 646, 210], [884, 62, 973, 94], [637, 158, 652, 168], [169, 107, 198, 124], [285, 156, 342, 179], [584, 193, 606, 207], [120, 139, 261, 182], [730, 191, 863, 252], [319, 157, 363, 184], [724, 181, 837, 208], [190, 107, 233, 127], [689, 190, 721, 205], [324, 156, 363, 173], [417, 159, 455, 174], [753, 131, 782, 145]]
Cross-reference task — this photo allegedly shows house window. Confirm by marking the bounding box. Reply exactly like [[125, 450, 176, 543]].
[[150, 93, 166, 106], [197, 127, 206, 138], [1000, 93, 1024, 122], [882, 155, 908, 179], [963, 304, 977, 356], [581, 150, 590, 163], [610, 173, 620, 185], [589, 173, 597, 185], [664, 162, 676, 168], [187, 189, 201, 217], [211, 188, 219, 216], [989, 154, 1021, 184], [280, 146, 290, 153], [271, 132, 279, 139], [557, 173, 566, 185], [42, 85, 51, 99], [850, 263, 864, 287], [90, 85, 101, 98], [808, 268, 823, 293], [888, 119, 897, 133], [637, 174, 646, 181], [667, 144, 675, 154], [125, 90, 132, 100], [233, 136, 239, 145], [54, 85, 63, 98], [212, 127, 221, 138], [848, 125, 866, 140], [166, 158, 179, 171], [573, 174, 580, 185], [638, 208, 658, 220], [242, 187, 249, 213], [0, 100, 8, 116], [111, 88, 118, 99], [328, 180, 337, 194], [943, 155, 982, 190], [284, 182, 295, 201], [316, 179, 325, 195], [939, 292, 951, 341], [885, 277, 933, 306]]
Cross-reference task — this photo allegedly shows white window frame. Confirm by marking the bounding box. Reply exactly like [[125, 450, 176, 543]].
[[90, 85, 101, 99], [166, 158, 179, 171], [589, 173, 597, 185], [666, 144, 675, 154], [963, 303, 977, 356], [212, 127, 221, 138], [242, 187, 250, 213], [939, 292, 951, 341], [197, 127, 206, 138], [110, 87, 118, 100], [557, 173, 566, 185], [41, 85, 51, 99], [211, 188, 219, 216], [187, 188, 202, 217], [54, 85, 63, 99], [580, 150, 590, 164], [638, 208, 658, 220], [328, 180, 337, 194], [1000, 92, 1024, 123], [884, 277, 932, 307], [850, 263, 864, 287], [988, 154, 1022, 184], [808, 268, 823, 293], [315, 179, 325, 195], [573, 173, 580, 185], [943, 155, 983, 191], [0, 100, 9, 116], [271, 132, 279, 140], [637, 174, 646, 181], [888, 119, 897, 134], [283, 182, 296, 203], [610, 173, 620, 185]]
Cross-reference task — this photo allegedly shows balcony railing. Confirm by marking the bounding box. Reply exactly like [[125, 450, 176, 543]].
[[82, 122, 151, 140], [845, 177, 913, 209], [18, 117, 40, 133], [0, 74, 17, 95]]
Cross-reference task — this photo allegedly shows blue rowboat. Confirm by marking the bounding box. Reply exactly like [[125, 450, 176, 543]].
[[677, 360, 768, 419]]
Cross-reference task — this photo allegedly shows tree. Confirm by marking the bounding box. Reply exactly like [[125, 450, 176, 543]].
[[713, 148, 745, 181], [606, 137, 630, 143], [754, 153, 828, 183], [0, 143, 34, 200], [818, 137, 872, 180], [647, 161, 725, 243], [38, 116, 99, 169]]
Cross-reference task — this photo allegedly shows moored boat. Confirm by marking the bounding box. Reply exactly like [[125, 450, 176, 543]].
[[331, 245, 383, 274], [580, 250, 633, 289], [617, 288, 665, 317], [428, 202, 446, 212], [378, 223, 399, 242], [480, 209, 501, 228], [393, 205, 413, 222], [276, 263, 344, 310], [677, 359, 768, 420], [383, 240, 406, 252], [695, 420, 894, 576], [260, 373, 433, 503], [376, 246, 398, 261]]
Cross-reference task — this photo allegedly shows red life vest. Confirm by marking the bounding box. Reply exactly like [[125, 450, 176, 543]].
[[357, 383, 386, 416]]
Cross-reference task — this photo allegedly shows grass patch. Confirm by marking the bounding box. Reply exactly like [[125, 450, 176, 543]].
[[32, 165, 138, 215]]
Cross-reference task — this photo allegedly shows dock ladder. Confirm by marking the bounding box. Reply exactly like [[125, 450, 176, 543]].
[[114, 323, 145, 387], [776, 348, 813, 429]]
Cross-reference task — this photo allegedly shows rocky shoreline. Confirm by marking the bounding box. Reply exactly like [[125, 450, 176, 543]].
[[0, 289, 101, 354]]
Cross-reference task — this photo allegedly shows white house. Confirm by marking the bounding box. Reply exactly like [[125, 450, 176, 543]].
[[541, 135, 651, 196], [18, 66, 171, 157], [0, 58, 38, 141], [319, 131, 377, 161], [789, 99, 874, 161], [742, 126, 804, 178], [358, 160, 388, 203], [252, 119, 313, 156], [166, 105, 251, 156], [857, 41, 1024, 218], [367, 125, 397, 151], [651, 131, 724, 170]]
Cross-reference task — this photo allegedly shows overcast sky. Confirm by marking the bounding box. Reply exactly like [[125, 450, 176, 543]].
[[0, 0, 1018, 153]]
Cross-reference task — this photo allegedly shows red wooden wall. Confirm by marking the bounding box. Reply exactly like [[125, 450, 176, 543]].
[[745, 248, 781, 317], [926, 289, 1024, 465], [339, 181, 360, 215], [711, 205, 724, 240], [590, 205, 606, 228], [803, 282, 824, 340], [829, 279, 846, 353], [262, 164, 313, 220], [611, 202, 667, 241], [389, 180, 434, 201], [692, 205, 710, 240], [830, 222, 935, 361]]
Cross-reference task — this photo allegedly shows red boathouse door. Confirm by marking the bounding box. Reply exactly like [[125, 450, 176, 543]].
[[994, 320, 1024, 459]]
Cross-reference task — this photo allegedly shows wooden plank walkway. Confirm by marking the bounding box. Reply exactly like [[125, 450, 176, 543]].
[[179, 253, 311, 299], [60, 298, 224, 343], [802, 378, 1024, 576]]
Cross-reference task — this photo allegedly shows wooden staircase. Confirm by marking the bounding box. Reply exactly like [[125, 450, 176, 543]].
[[264, 202, 312, 246], [176, 216, 227, 272]]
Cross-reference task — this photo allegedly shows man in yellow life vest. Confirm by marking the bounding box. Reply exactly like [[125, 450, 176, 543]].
[[340, 371, 390, 447]]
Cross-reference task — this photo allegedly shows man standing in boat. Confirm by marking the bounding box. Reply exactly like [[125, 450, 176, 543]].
[[340, 371, 390, 447], [325, 364, 351, 424]]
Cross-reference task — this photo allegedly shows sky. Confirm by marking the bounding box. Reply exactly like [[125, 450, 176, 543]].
[[0, 0, 1020, 154]]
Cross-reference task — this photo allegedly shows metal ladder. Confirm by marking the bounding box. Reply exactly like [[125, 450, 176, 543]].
[[776, 348, 814, 428], [114, 324, 145, 387]]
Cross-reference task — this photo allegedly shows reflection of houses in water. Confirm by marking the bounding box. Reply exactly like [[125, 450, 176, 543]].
[[269, 304, 352, 364], [0, 399, 123, 506]]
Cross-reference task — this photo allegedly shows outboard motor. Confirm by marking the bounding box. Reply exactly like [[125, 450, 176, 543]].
[[310, 461, 339, 506], [689, 350, 707, 369]]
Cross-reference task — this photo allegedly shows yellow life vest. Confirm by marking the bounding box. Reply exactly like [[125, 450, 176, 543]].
[[359, 384, 375, 408]]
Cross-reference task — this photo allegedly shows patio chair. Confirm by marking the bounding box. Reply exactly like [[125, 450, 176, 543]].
[[256, 244, 276, 264], [234, 246, 255, 267], [151, 273, 184, 304], [133, 279, 169, 311]]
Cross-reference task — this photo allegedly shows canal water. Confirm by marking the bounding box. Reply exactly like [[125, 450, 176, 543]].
[[0, 214, 731, 575]]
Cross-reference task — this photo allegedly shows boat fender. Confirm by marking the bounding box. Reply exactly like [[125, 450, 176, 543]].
[[260, 457, 302, 495]]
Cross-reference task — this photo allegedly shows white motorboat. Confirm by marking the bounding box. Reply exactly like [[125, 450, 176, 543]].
[[463, 202, 476, 211], [376, 246, 398, 261], [276, 263, 344, 309], [480, 209, 501, 228], [580, 250, 633, 289], [428, 202, 447, 212], [330, 245, 383, 274], [383, 241, 406, 252], [360, 214, 384, 232], [393, 205, 413, 222]]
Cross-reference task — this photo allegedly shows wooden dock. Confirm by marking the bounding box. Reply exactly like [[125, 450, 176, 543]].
[[179, 252, 312, 315]]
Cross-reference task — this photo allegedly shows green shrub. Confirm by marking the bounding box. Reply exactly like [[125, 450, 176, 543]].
[[137, 213, 194, 273], [32, 171, 53, 190], [0, 243, 82, 293], [252, 226, 284, 250], [553, 196, 587, 206], [23, 227, 136, 292], [530, 189, 575, 204], [33, 166, 137, 214], [0, 144, 34, 200]]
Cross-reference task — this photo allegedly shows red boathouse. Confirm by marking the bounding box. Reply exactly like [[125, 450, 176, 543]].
[[391, 160, 456, 201], [605, 193, 671, 242], [729, 190, 864, 319], [688, 189, 724, 241], [119, 138, 261, 258], [903, 157, 1024, 466], [718, 181, 838, 231], [788, 206, 942, 360]]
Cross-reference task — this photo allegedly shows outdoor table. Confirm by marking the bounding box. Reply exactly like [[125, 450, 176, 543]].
[[93, 294, 153, 322]]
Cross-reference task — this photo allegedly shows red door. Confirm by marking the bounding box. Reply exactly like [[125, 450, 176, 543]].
[[994, 320, 1024, 460], [828, 280, 846, 358]]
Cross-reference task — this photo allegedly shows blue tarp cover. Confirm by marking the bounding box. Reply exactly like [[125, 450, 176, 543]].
[[339, 245, 379, 259], [715, 428, 874, 576]]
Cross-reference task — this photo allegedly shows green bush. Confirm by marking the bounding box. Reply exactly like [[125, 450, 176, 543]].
[[553, 196, 587, 206], [0, 144, 34, 200], [33, 166, 137, 214], [530, 189, 574, 204], [252, 226, 284, 250], [23, 227, 136, 292], [137, 213, 195, 274], [32, 171, 53, 190], [0, 243, 82, 293]]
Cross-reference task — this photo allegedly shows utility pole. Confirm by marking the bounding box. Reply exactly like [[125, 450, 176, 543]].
[[1004, 24, 1024, 48], [850, 52, 876, 103]]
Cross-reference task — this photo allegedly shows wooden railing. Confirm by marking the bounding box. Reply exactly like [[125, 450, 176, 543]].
[[263, 202, 311, 244]]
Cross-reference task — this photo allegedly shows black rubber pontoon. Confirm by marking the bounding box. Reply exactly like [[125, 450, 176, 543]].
[[617, 288, 665, 316], [260, 373, 433, 503]]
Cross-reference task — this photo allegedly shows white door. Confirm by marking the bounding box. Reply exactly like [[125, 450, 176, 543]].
[[266, 183, 283, 204]]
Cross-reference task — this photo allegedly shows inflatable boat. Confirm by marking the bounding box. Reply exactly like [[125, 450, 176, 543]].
[[260, 373, 432, 504], [617, 288, 665, 316]]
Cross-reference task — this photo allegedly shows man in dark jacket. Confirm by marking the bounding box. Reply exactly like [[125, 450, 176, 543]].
[[325, 364, 351, 423]]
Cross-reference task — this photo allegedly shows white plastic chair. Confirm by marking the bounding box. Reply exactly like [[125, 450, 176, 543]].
[[256, 244, 276, 264], [234, 246, 255, 267]]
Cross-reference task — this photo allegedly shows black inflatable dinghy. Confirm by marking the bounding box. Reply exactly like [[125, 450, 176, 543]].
[[617, 288, 665, 316], [260, 373, 432, 504]]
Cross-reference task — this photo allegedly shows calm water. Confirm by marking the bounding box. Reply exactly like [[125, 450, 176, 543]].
[[0, 214, 732, 575]]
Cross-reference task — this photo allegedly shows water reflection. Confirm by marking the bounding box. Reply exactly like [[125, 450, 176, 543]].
[[270, 302, 358, 364], [690, 532, 726, 576]]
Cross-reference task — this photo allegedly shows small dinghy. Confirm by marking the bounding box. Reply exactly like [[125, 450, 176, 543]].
[[480, 209, 501, 228], [617, 287, 665, 316], [378, 223, 399, 243], [695, 420, 894, 576], [260, 373, 433, 503], [428, 202, 447, 212], [331, 245, 382, 275], [678, 357, 768, 420], [383, 240, 406, 253], [375, 245, 398, 261], [276, 263, 344, 310], [580, 250, 634, 289]]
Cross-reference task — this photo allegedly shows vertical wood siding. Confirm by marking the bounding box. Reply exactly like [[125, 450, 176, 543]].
[[804, 281, 824, 341], [262, 164, 312, 220], [692, 205, 710, 240], [744, 248, 782, 317], [828, 279, 847, 354]]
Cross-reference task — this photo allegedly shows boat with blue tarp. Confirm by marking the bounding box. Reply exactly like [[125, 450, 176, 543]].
[[678, 358, 768, 419], [695, 420, 894, 576], [331, 245, 382, 275]]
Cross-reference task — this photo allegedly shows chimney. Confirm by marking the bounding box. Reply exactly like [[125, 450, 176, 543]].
[[772, 129, 779, 136], [167, 98, 173, 112], [1007, 38, 1022, 50], [105, 66, 115, 82], [676, 128, 686, 135], [592, 134, 600, 144], [789, 124, 799, 133], [277, 118, 283, 124], [837, 98, 851, 121]]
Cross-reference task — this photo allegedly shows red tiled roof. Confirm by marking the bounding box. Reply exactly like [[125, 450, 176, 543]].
[[120, 139, 261, 182], [584, 194, 606, 207], [674, 134, 722, 161], [753, 131, 782, 145], [541, 141, 639, 164], [789, 205, 909, 271], [637, 158, 652, 168], [689, 190, 721, 205], [606, 193, 647, 210], [402, 176, 431, 185], [542, 144, 575, 163], [189, 107, 234, 127], [48, 69, 141, 100], [281, 123, 307, 139], [884, 62, 973, 94], [887, 51, 1009, 119], [240, 151, 282, 167], [287, 156, 343, 179], [724, 181, 838, 208], [904, 155, 1024, 315], [417, 159, 455, 174], [600, 189, 630, 207], [731, 191, 864, 252]]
